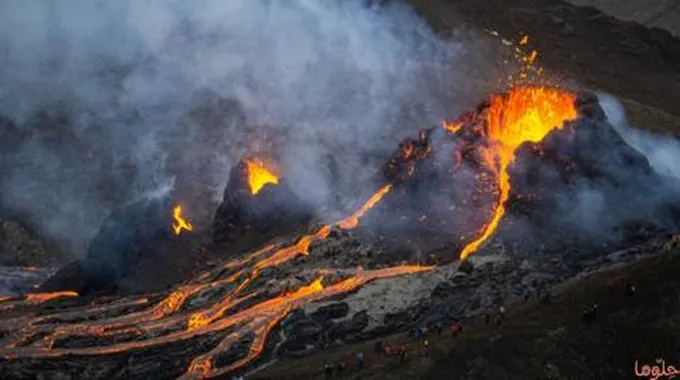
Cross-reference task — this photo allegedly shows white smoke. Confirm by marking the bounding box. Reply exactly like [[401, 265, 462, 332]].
[[597, 93, 680, 179], [542, 93, 680, 248], [0, 1, 501, 259]]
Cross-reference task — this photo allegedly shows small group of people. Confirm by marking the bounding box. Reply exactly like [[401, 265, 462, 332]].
[[582, 281, 636, 322], [411, 320, 466, 341], [323, 351, 364, 379], [450, 321, 464, 336], [375, 340, 408, 364], [324, 318, 472, 378], [484, 305, 507, 326], [522, 279, 554, 305]]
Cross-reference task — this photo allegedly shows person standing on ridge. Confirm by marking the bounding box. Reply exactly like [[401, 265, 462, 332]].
[[324, 362, 333, 379], [497, 305, 506, 325]]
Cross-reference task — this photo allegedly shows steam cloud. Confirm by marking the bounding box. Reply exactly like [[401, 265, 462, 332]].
[[504, 94, 680, 253], [598, 93, 680, 179], [0, 1, 503, 259]]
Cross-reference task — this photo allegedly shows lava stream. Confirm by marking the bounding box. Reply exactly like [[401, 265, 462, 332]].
[[336, 184, 392, 229], [0, 291, 79, 310], [182, 265, 432, 379], [457, 86, 578, 259], [0, 181, 420, 379]]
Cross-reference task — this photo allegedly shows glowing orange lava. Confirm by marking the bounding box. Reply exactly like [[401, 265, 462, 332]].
[[459, 86, 578, 259], [336, 184, 393, 229], [25, 291, 79, 304], [172, 205, 193, 235], [182, 266, 431, 379], [245, 159, 279, 195], [0, 178, 413, 378], [0, 44, 584, 377], [442, 120, 464, 134]]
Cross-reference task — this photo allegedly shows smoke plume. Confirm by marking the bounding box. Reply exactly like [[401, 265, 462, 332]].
[[0, 1, 502, 259], [598, 93, 680, 179], [496, 93, 680, 255]]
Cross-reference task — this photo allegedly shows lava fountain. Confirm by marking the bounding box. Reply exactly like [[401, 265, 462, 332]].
[[454, 86, 578, 259], [172, 205, 194, 235], [245, 159, 279, 195]]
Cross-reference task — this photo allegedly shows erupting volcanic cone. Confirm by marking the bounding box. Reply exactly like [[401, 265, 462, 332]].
[[453, 86, 579, 259], [3, 84, 679, 379], [498, 93, 679, 254], [375, 87, 680, 262], [42, 197, 200, 295], [212, 157, 314, 249], [244, 158, 279, 195]]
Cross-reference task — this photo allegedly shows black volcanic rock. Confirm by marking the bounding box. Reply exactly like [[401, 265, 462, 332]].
[[381, 128, 435, 184], [212, 159, 314, 248], [458, 260, 475, 274], [372, 90, 679, 260], [365, 126, 474, 256], [0, 217, 53, 267], [510, 94, 654, 190], [87, 197, 175, 279], [39, 261, 98, 294], [310, 302, 350, 322], [41, 196, 199, 295], [500, 94, 679, 254], [330, 310, 370, 340]]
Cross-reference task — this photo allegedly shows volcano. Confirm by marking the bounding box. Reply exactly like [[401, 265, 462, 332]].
[[0, 85, 678, 379], [40, 197, 201, 295], [212, 157, 314, 251], [40, 156, 315, 296], [500, 94, 679, 255], [372, 88, 679, 262]]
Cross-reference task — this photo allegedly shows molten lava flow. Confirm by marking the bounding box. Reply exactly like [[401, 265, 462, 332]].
[[186, 279, 257, 332], [0, 159, 419, 378], [256, 185, 390, 270], [287, 276, 324, 297], [152, 288, 199, 319], [25, 291, 79, 304], [172, 205, 193, 235], [182, 267, 432, 379], [245, 159, 279, 195], [442, 120, 464, 134], [458, 86, 578, 259], [0, 38, 586, 378], [337, 184, 393, 229], [0, 183, 428, 380], [254, 225, 331, 271]]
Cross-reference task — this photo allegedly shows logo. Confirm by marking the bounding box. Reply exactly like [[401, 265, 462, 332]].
[[635, 358, 679, 380]]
